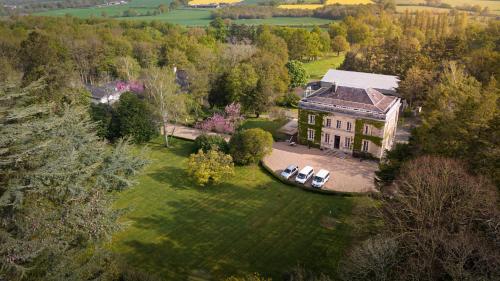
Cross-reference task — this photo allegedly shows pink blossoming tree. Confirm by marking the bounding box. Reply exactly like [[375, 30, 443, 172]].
[[196, 103, 243, 134]]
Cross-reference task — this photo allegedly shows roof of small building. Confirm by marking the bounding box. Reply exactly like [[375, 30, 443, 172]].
[[321, 70, 399, 93], [86, 81, 126, 100], [302, 85, 398, 114]]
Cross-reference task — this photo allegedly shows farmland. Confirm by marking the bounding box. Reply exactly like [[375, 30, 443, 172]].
[[35, 0, 334, 26], [395, 0, 500, 15], [278, 0, 373, 10]]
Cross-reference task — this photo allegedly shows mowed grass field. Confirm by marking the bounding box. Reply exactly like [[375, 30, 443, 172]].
[[110, 138, 378, 280], [304, 53, 345, 80]]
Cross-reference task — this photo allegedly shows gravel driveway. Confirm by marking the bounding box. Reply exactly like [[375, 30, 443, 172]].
[[263, 142, 378, 193]]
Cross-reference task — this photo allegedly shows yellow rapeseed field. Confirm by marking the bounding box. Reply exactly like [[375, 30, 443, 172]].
[[278, 4, 324, 10], [278, 0, 373, 10], [188, 0, 242, 5]]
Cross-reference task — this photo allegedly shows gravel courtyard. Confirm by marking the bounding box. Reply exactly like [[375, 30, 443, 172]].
[[263, 142, 378, 193]]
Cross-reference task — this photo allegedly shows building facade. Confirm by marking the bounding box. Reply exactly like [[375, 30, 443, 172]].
[[298, 70, 401, 159]]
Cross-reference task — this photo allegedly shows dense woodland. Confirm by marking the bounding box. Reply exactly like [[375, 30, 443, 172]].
[[0, 2, 499, 280]]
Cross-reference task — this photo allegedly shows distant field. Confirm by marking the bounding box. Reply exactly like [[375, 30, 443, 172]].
[[35, 0, 336, 26], [188, 0, 242, 5], [304, 53, 345, 80], [395, 0, 500, 15], [278, 0, 373, 10]]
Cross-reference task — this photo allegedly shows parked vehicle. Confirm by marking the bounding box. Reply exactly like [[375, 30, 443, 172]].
[[281, 165, 299, 180], [295, 166, 314, 184], [312, 169, 330, 188]]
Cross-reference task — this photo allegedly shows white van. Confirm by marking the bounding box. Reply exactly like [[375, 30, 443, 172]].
[[295, 166, 314, 184], [312, 169, 330, 188]]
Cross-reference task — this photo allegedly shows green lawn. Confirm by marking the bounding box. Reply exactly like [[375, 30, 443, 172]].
[[239, 118, 289, 140], [110, 138, 378, 280], [304, 53, 345, 80]]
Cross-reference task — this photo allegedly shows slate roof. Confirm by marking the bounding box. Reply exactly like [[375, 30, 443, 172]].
[[86, 81, 127, 100], [300, 85, 399, 120], [321, 70, 399, 94]]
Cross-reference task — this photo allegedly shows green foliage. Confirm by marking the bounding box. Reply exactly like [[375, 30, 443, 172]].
[[297, 108, 325, 148], [0, 82, 147, 280], [209, 17, 229, 42], [113, 92, 158, 144], [286, 60, 309, 89], [353, 119, 383, 153], [90, 102, 114, 139], [194, 134, 229, 154], [229, 128, 274, 165], [187, 148, 234, 186], [415, 63, 499, 185], [90, 93, 157, 143], [331, 35, 350, 56], [276, 92, 300, 108]]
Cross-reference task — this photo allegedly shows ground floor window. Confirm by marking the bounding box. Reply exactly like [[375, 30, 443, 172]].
[[324, 133, 330, 143], [362, 140, 369, 152], [307, 128, 315, 141], [345, 137, 351, 148]]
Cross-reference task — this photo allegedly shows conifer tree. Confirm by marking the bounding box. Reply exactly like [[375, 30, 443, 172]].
[[0, 81, 147, 280]]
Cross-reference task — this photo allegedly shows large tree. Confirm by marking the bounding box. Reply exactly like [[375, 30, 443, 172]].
[[286, 60, 308, 89], [113, 92, 157, 143], [143, 66, 186, 147], [342, 156, 499, 281], [0, 82, 146, 280]]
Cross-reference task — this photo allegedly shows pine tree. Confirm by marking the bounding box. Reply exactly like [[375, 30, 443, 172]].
[[0, 81, 147, 280]]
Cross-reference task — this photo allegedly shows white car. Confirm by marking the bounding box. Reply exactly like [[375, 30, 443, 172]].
[[312, 169, 330, 188], [295, 166, 314, 184], [281, 165, 299, 180]]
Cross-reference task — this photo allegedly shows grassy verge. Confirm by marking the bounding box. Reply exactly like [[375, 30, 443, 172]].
[[110, 138, 380, 280]]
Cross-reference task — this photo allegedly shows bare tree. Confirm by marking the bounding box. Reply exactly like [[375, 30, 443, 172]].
[[142, 67, 186, 147], [342, 156, 499, 281]]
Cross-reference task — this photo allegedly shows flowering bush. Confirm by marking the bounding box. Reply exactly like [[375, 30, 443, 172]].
[[196, 103, 243, 134], [116, 81, 144, 93]]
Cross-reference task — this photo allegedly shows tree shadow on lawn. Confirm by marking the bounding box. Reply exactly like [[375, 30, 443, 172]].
[[147, 166, 193, 190], [117, 179, 353, 280]]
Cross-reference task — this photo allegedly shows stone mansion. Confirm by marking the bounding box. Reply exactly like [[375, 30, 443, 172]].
[[298, 69, 401, 159]]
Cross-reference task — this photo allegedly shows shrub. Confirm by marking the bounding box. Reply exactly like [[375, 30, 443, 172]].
[[194, 134, 229, 153], [187, 148, 234, 186], [229, 128, 273, 165]]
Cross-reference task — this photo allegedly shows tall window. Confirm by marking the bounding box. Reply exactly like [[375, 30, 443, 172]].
[[346, 122, 352, 132], [336, 120, 342, 129], [324, 133, 330, 143], [362, 140, 369, 152], [326, 118, 331, 128], [307, 128, 315, 141], [308, 114, 316, 125], [364, 125, 369, 135], [345, 137, 351, 148]]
